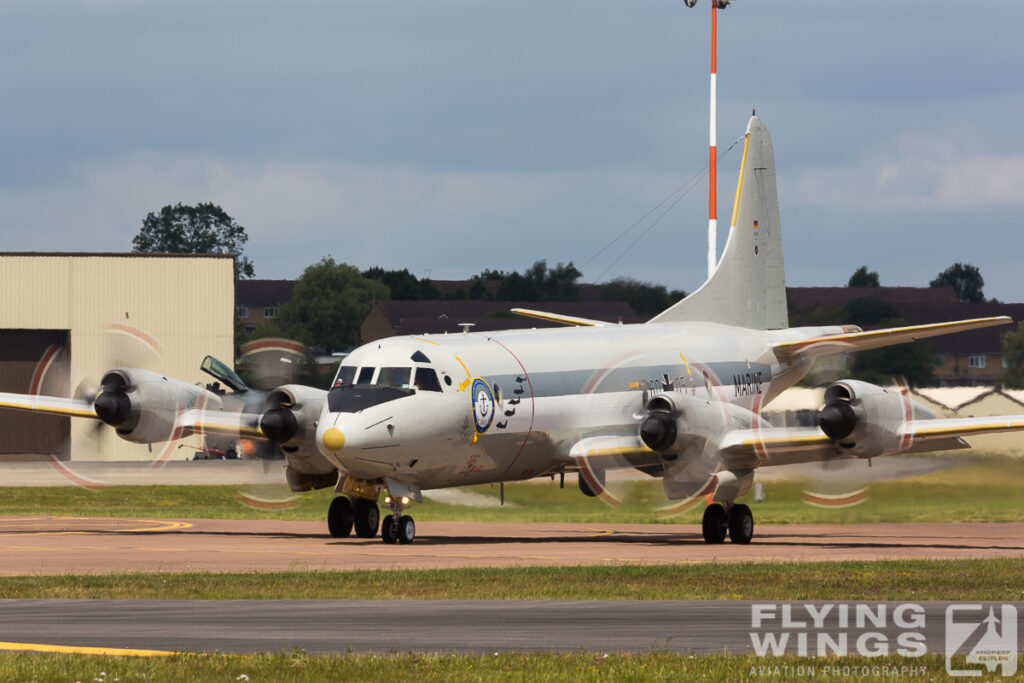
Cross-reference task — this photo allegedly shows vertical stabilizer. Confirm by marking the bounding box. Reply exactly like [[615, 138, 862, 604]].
[[648, 115, 788, 329]]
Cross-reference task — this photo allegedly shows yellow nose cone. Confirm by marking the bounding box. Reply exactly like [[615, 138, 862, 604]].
[[322, 427, 345, 452]]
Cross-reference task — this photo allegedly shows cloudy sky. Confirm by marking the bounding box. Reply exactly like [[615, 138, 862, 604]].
[[2, 1, 1023, 301]]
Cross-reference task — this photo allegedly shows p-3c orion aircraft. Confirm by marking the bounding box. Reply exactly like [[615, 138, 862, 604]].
[[3, 116, 1023, 546]]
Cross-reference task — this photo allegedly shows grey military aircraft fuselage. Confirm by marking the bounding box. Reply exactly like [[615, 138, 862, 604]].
[[314, 321, 831, 491]]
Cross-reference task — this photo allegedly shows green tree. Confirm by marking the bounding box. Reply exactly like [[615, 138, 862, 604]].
[[1001, 322, 1024, 389], [132, 202, 255, 279], [844, 298, 937, 386], [930, 263, 985, 303], [278, 257, 389, 352], [481, 260, 582, 301], [362, 267, 441, 300], [847, 266, 880, 288], [601, 277, 686, 318]]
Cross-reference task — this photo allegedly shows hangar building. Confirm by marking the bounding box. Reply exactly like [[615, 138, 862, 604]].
[[0, 253, 235, 462]]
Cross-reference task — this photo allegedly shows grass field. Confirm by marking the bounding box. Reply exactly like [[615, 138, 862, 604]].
[[1, 454, 1022, 524], [1, 455, 1021, 679], [0, 651, 985, 682], [0, 559, 1021, 601]]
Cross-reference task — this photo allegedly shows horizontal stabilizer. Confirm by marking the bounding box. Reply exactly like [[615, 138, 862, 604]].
[[774, 317, 1012, 362], [511, 308, 608, 327]]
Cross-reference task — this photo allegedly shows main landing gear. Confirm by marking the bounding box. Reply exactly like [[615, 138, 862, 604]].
[[327, 496, 380, 539], [701, 502, 753, 544], [326, 493, 415, 544]]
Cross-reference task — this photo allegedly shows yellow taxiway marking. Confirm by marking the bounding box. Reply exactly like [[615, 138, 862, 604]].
[[584, 528, 616, 537], [0, 517, 193, 536], [0, 641, 179, 657]]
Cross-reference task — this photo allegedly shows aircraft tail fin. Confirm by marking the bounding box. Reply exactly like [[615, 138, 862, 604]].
[[648, 115, 788, 329]]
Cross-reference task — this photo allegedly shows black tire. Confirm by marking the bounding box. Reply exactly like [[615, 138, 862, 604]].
[[701, 503, 727, 544], [327, 497, 353, 538], [353, 498, 380, 538], [728, 503, 754, 544], [398, 515, 416, 544], [381, 515, 397, 544], [577, 469, 605, 497]]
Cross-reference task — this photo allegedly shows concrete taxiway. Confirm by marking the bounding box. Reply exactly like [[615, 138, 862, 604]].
[[1, 517, 1023, 574], [5, 599, 1022, 656]]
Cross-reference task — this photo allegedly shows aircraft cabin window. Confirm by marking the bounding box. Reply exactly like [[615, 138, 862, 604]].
[[413, 368, 442, 392], [357, 367, 376, 384], [376, 367, 412, 388], [334, 365, 357, 387]]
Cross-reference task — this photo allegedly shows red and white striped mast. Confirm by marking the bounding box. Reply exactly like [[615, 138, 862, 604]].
[[686, 0, 731, 279]]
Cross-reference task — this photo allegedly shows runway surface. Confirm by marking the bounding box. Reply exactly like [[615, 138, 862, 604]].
[[1, 516, 1023, 574], [1, 599, 1022, 656]]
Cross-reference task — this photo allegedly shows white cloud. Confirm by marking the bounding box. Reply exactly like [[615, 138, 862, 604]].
[[791, 135, 1024, 211], [0, 151, 705, 283]]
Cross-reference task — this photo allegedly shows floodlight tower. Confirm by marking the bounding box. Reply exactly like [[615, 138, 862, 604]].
[[684, 0, 731, 279]]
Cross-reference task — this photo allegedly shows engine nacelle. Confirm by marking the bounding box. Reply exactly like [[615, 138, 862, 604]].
[[639, 391, 761, 456], [259, 384, 327, 448], [93, 368, 223, 444], [258, 385, 337, 490], [817, 379, 935, 458], [640, 391, 767, 501]]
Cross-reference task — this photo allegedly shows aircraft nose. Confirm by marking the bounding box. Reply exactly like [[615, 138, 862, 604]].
[[322, 426, 346, 452]]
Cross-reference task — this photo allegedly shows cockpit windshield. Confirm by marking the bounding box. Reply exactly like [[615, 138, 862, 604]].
[[334, 365, 357, 387], [376, 367, 412, 389], [200, 355, 248, 393], [327, 384, 413, 413]]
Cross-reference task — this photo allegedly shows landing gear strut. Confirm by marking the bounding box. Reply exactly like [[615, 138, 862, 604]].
[[381, 494, 416, 545], [701, 502, 754, 544]]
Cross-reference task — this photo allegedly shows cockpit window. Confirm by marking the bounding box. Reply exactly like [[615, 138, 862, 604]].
[[356, 366, 376, 384], [200, 355, 248, 393], [411, 350, 431, 363], [376, 367, 412, 388], [334, 365, 357, 387], [327, 385, 413, 413], [413, 367, 442, 392]]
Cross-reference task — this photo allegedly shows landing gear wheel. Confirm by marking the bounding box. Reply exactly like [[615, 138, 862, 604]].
[[397, 515, 416, 544], [728, 503, 754, 544], [577, 469, 605, 497], [327, 496, 353, 538], [701, 504, 727, 544], [381, 516, 397, 544], [353, 498, 380, 538]]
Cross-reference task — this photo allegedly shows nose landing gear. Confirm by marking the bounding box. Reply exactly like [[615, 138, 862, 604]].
[[381, 495, 416, 544]]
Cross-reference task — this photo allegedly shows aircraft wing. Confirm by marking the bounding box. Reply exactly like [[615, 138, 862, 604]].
[[0, 392, 98, 419], [510, 308, 608, 327], [717, 415, 1024, 468], [180, 409, 266, 439], [568, 434, 659, 470], [773, 316, 1011, 361]]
